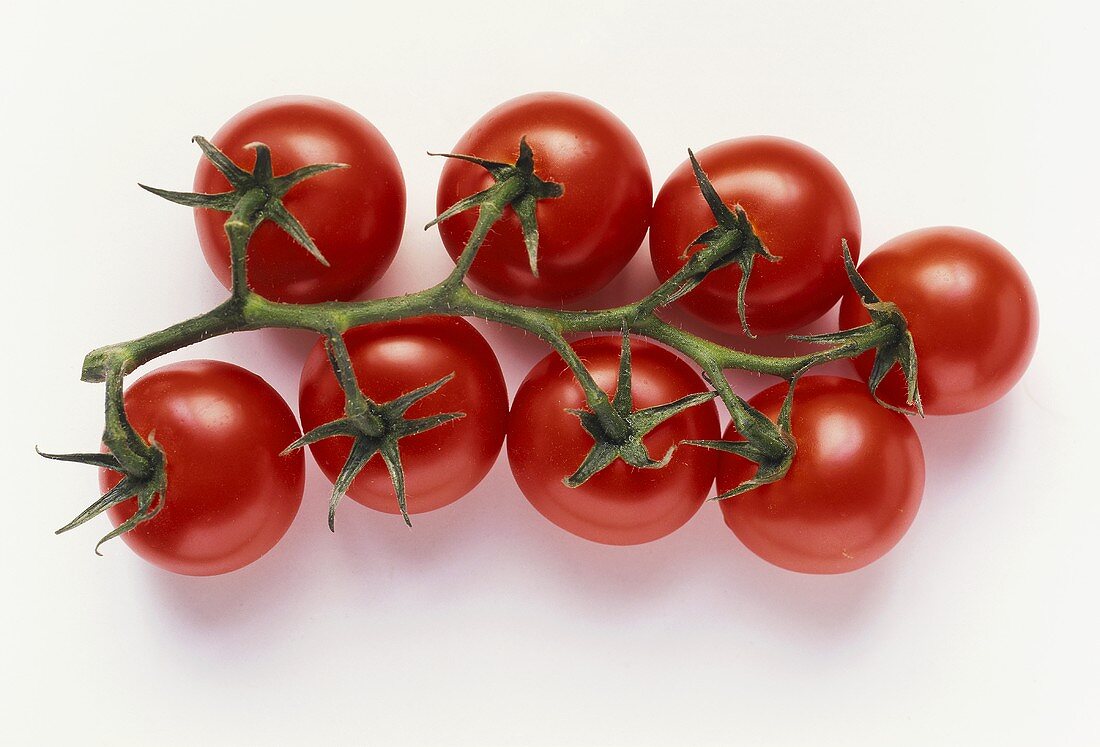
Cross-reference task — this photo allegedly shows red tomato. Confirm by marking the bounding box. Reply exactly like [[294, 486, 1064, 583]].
[[650, 137, 860, 335], [507, 337, 719, 545], [194, 96, 405, 304], [298, 316, 508, 515], [839, 227, 1038, 415], [99, 361, 305, 576], [435, 92, 652, 305], [717, 377, 924, 574]]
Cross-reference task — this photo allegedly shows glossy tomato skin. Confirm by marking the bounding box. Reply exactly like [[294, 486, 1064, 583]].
[[194, 96, 405, 304], [650, 137, 860, 335], [839, 227, 1038, 415], [298, 316, 508, 515], [99, 361, 305, 576], [435, 92, 652, 305], [507, 337, 720, 545], [718, 377, 924, 574]]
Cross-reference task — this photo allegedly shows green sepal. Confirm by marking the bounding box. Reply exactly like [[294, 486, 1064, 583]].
[[563, 333, 718, 487], [194, 135, 251, 187], [138, 186, 239, 211], [677, 149, 778, 338], [792, 241, 923, 416], [684, 376, 797, 500], [37, 448, 122, 471], [426, 136, 563, 278], [141, 136, 346, 268], [282, 371, 465, 530], [40, 443, 167, 554], [264, 200, 330, 267], [686, 436, 794, 500], [90, 482, 165, 555], [425, 185, 498, 229]]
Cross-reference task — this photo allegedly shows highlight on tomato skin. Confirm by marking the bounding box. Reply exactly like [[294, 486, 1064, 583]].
[[194, 95, 406, 304], [99, 361, 306, 577], [507, 336, 720, 546], [839, 227, 1039, 416], [650, 136, 861, 336], [717, 376, 925, 575], [298, 316, 509, 516], [435, 91, 653, 306]]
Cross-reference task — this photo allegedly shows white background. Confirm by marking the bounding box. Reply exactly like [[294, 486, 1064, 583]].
[[2, 1, 1097, 745]]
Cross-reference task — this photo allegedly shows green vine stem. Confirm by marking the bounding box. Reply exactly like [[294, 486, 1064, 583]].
[[80, 275, 896, 385], [54, 135, 921, 545]]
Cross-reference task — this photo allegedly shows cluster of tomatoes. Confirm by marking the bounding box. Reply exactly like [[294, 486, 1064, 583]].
[[86, 93, 1037, 578]]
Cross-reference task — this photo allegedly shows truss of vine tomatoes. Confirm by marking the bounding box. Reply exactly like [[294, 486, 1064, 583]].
[[40, 94, 1038, 577]]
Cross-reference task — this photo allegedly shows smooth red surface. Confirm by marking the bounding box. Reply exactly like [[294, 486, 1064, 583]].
[[839, 227, 1038, 415], [298, 317, 508, 515], [650, 137, 860, 335], [507, 337, 719, 545], [194, 96, 405, 303], [717, 377, 924, 574], [435, 92, 652, 305], [100, 361, 305, 576]]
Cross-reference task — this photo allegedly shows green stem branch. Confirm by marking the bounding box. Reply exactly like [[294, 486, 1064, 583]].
[[79, 143, 897, 459], [81, 273, 890, 398]]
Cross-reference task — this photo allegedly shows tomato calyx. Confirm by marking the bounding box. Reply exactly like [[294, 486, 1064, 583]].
[[141, 137, 347, 272], [282, 334, 464, 529], [426, 137, 564, 280], [563, 334, 717, 487], [666, 149, 778, 338], [38, 443, 167, 554], [792, 242, 924, 416], [40, 368, 170, 553], [685, 377, 796, 499]]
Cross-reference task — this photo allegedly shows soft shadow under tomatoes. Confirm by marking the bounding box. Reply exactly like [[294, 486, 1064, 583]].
[[100, 360, 306, 576]]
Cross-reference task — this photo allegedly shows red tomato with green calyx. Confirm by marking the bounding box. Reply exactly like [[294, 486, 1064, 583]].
[[298, 316, 508, 515], [435, 92, 652, 305], [839, 227, 1038, 415], [100, 360, 306, 576], [650, 137, 860, 335], [717, 376, 924, 574], [194, 96, 405, 304], [507, 336, 720, 545]]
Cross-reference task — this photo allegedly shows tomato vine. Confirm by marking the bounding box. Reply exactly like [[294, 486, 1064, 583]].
[[49, 131, 921, 548]]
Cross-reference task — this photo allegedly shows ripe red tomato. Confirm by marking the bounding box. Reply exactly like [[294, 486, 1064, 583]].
[[839, 227, 1038, 415], [194, 96, 405, 304], [435, 92, 652, 305], [99, 361, 305, 576], [717, 377, 924, 574], [650, 137, 860, 335], [298, 316, 508, 515], [507, 337, 720, 545]]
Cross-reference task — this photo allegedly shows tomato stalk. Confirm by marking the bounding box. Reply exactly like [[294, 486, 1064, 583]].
[[55, 135, 922, 545]]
